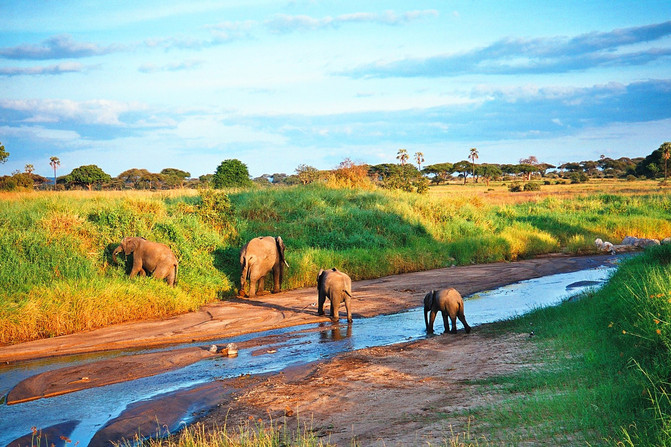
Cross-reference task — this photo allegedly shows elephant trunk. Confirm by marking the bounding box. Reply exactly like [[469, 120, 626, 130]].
[[112, 245, 123, 264]]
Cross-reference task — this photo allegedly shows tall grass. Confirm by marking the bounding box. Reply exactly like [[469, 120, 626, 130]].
[[2, 186, 671, 344], [462, 245, 671, 445]]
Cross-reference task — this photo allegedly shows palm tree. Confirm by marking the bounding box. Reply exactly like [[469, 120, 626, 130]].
[[661, 142, 671, 182], [50, 156, 60, 186], [414, 152, 424, 170], [469, 147, 479, 180], [396, 149, 409, 165]]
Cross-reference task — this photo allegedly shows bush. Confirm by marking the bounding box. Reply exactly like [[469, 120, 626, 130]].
[[213, 159, 253, 188], [508, 182, 523, 192], [524, 182, 541, 191]]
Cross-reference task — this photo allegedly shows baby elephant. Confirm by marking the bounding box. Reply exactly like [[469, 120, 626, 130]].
[[112, 236, 178, 286], [317, 268, 353, 323], [424, 288, 471, 334]]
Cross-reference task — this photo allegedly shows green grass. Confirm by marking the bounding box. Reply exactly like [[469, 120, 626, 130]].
[[2, 185, 671, 344], [456, 245, 671, 445]]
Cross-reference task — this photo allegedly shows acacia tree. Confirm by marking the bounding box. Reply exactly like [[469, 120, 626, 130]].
[[295, 164, 321, 185], [422, 162, 453, 184], [213, 159, 252, 188], [66, 164, 111, 190], [0, 142, 8, 164], [49, 156, 60, 186], [454, 160, 472, 184]]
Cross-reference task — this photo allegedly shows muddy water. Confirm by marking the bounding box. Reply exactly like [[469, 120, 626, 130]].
[[0, 263, 615, 446]]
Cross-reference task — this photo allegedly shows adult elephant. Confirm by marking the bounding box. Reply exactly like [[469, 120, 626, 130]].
[[112, 237, 178, 286], [317, 267, 353, 323], [424, 288, 471, 334], [238, 236, 288, 298]]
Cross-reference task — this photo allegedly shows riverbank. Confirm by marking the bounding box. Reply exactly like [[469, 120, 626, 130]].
[[0, 254, 613, 363]]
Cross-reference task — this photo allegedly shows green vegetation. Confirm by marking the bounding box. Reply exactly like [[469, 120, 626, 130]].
[[452, 245, 671, 445], [1, 186, 671, 345], [214, 159, 253, 189]]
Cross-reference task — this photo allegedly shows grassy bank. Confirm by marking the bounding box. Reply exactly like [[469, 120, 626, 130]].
[[1, 185, 670, 344], [461, 245, 671, 445]]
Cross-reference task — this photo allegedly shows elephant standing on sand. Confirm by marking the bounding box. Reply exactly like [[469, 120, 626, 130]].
[[238, 236, 288, 298], [424, 288, 471, 334], [112, 237, 178, 286], [317, 268, 353, 323]]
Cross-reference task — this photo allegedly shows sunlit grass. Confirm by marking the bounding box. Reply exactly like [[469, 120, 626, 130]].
[[2, 184, 671, 344], [461, 245, 671, 445]]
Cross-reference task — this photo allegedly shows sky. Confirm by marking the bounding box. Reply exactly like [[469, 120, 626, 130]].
[[1, 0, 670, 179]]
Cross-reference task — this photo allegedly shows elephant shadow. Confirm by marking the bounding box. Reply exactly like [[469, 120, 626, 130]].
[[212, 247, 241, 293]]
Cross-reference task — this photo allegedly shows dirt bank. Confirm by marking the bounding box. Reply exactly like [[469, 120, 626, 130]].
[[200, 328, 535, 446], [0, 254, 612, 363]]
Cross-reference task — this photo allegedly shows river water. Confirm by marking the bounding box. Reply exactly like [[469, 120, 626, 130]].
[[0, 262, 617, 446]]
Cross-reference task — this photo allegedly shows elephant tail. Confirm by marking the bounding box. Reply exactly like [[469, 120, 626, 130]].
[[241, 255, 255, 281], [343, 289, 352, 297]]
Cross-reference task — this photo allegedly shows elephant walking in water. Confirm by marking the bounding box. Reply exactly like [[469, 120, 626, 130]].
[[238, 236, 288, 298], [112, 237, 178, 286], [317, 268, 353, 323], [424, 288, 471, 334]]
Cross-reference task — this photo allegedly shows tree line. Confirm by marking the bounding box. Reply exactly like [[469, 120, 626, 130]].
[[0, 142, 669, 192]]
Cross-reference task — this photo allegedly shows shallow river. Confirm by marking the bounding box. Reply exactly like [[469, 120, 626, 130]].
[[0, 262, 616, 446]]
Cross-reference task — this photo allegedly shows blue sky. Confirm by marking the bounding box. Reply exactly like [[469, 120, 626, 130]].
[[1, 0, 670, 178]]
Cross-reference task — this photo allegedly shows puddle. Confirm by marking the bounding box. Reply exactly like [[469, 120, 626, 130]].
[[0, 263, 616, 446]]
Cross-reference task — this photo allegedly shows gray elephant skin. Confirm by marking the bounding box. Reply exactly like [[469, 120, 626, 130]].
[[317, 267, 353, 323], [424, 288, 471, 334], [238, 236, 288, 298], [112, 236, 178, 286]]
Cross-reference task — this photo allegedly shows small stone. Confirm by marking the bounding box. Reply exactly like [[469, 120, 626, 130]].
[[209, 345, 218, 353]]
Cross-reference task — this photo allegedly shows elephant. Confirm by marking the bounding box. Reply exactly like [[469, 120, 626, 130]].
[[317, 268, 353, 323], [238, 236, 288, 298], [112, 237, 178, 286], [424, 288, 471, 334]]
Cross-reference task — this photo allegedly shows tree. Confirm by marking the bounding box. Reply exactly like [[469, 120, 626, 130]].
[[661, 142, 671, 182], [477, 164, 502, 186], [161, 168, 191, 188], [396, 149, 409, 165], [66, 165, 111, 190], [0, 142, 8, 164], [213, 159, 252, 188], [24, 164, 34, 174], [295, 164, 321, 185], [414, 152, 424, 170], [423, 162, 454, 184], [453, 160, 472, 184], [468, 147, 479, 180], [49, 156, 60, 186]]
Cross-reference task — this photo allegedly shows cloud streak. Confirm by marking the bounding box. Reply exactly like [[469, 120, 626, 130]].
[[0, 62, 85, 76], [265, 9, 438, 33], [344, 21, 671, 77], [0, 35, 117, 60]]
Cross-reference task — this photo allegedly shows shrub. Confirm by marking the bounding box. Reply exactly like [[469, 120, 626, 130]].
[[524, 182, 541, 191], [508, 182, 523, 192]]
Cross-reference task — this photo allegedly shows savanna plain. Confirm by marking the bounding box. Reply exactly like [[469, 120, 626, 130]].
[[3, 180, 671, 446]]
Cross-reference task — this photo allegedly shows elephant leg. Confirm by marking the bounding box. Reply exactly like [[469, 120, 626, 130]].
[[129, 260, 144, 278], [238, 273, 247, 297], [318, 291, 326, 316], [428, 311, 437, 333], [257, 276, 265, 295], [248, 275, 258, 298], [330, 297, 340, 321], [272, 265, 281, 293], [449, 313, 458, 334], [458, 312, 471, 333], [441, 310, 450, 333], [343, 293, 352, 323]]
